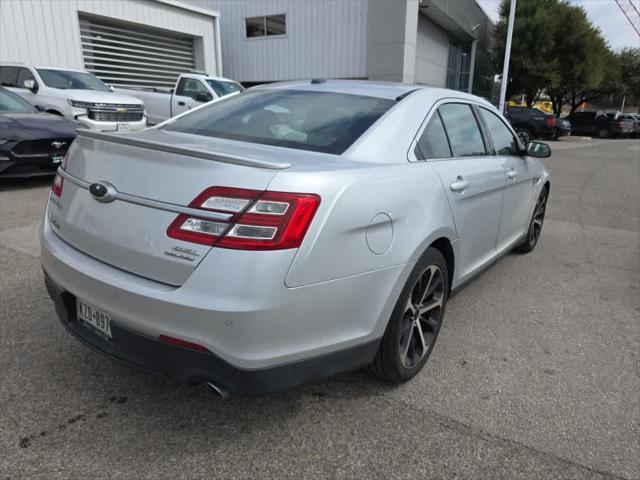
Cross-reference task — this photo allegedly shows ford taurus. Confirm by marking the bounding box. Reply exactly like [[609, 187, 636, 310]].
[[41, 80, 550, 396]]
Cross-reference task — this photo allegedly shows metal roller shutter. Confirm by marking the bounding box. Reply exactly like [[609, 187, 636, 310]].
[[79, 15, 195, 91]]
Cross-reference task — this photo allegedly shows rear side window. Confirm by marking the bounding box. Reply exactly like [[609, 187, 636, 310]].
[[164, 90, 395, 155], [478, 108, 520, 156], [0, 66, 18, 87], [176, 78, 209, 99], [438, 103, 486, 157], [416, 112, 451, 159]]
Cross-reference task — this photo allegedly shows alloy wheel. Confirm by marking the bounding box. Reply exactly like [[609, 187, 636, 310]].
[[517, 128, 532, 145], [399, 265, 445, 369], [529, 189, 547, 245]]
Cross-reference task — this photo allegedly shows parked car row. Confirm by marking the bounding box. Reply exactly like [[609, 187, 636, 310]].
[[504, 105, 638, 143], [0, 63, 243, 178]]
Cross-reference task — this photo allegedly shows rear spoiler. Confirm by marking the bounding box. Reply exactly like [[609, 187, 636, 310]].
[[76, 129, 291, 170]]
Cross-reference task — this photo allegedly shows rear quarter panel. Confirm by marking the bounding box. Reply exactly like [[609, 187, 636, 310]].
[[272, 162, 457, 288]]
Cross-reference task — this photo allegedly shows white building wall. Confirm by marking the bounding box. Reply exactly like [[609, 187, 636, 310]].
[[0, 0, 220, 75], [182, 0, 368, 82], [415, 15, 450, 87]]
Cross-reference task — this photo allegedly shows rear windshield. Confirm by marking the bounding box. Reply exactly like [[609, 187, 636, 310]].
[[0, 88, 34, 113], [164, 89, 395, 154]]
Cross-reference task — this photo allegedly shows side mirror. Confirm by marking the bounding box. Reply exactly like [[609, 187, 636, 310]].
[[34, 105, 45, 112], [23, 79, 38, 93], [526, 141, 551, 158], [195, 92, 213, 103]]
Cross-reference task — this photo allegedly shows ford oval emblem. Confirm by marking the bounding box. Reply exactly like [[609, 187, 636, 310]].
[[89, 181, 117, 203]]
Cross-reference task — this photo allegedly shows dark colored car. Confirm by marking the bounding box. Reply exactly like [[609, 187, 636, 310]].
[[568, 111, 633, 139], [505, 107, 556, 144], [0, 87, 77, 178], [555, 116, 571, 139]]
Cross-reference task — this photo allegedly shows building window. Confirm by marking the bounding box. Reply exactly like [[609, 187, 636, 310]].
[[245, 14, 286, 38], [446, 43, 472, 92]]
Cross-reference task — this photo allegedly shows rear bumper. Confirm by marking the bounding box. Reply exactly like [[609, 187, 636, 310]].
[[44, 272, 378, 395], [75, 115, 147, 132]]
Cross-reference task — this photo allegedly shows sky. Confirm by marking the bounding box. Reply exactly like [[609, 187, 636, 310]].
[[476, 0, 640, 51]]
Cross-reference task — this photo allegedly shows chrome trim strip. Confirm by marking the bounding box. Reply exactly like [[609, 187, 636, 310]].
[[57, 169, 233, 222], [76, 129, 291, 170]]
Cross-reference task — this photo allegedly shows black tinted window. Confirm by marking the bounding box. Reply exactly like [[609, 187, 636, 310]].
[[479, 108, 520, 156], [0, 67, 18, 87], [165, 90, 394, 155], [438, 103, 486, 157], [416, 112, 451, 159]]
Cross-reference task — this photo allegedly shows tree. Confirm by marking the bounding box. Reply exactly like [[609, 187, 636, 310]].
[[493, 0, 558, 107], [494, 0, 619, 115], [618, 47, 640, 107]]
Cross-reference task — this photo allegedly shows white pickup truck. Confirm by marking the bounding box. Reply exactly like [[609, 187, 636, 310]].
[[117, 73, 243, 125], [0, 64, 146, 132]]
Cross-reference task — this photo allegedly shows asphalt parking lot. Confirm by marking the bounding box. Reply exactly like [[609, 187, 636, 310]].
[[1, 138, 638, 480]]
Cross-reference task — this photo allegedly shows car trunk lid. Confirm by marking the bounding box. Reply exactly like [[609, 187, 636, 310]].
[[51, 129, 284, 286]]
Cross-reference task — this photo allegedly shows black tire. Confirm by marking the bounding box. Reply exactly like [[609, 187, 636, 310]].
[[515, 126, 534, 145], [551, 128, 559, 141], [515, 187, 548, 254], [370, 247, 449, 383], [596, 127, 609, 139]]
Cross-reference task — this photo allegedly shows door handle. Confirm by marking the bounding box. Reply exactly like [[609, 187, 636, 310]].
[[178, 101, 185, 106], [450, 177, 470, 192], [507, 169, 518, 179]]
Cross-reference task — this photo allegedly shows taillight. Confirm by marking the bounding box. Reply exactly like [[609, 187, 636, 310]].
[[51, 151, 69, 198], [166, 187, 321, 250], [546, 117, 556, 128]]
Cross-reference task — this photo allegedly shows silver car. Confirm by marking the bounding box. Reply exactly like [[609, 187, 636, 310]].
[[41, 80, 550, 396]]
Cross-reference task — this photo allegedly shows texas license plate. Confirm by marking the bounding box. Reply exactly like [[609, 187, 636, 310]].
[[51, 153, 64, 165], [117, 123, 130, 132], [76, 299, 112, 340]]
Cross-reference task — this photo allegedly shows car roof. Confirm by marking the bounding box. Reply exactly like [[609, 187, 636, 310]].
[[250, 79, 486, 103], [33, 66, 89, 73]]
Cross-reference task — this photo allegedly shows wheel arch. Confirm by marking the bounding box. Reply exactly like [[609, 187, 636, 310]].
[[430, 237, 455, 296], [45, 109, 64, 116]]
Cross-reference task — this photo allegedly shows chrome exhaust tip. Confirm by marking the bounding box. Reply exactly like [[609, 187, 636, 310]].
[[204, 382, 230, 400]]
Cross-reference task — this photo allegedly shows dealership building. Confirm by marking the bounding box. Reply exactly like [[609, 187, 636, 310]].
[[1, 0, 493, 97]]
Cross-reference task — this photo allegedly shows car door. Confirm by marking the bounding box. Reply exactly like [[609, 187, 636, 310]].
[[172, 78, 211, 116], [416, 102, 506, 283], [478, 107, 535, 252]]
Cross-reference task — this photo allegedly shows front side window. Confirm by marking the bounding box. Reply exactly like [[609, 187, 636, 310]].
[[438, 103, 486, 157], [246, 14, 286, 38], [416, 112, 451, 159], [206, 80, 243, 98], [164, 89, 394, 155], [16, 68, 35, 88], [36, 69, 110, 91], [479, 108, 520, 156]]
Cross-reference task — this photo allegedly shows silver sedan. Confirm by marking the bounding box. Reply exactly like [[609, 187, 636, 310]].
[[41, 80, 550, 396]]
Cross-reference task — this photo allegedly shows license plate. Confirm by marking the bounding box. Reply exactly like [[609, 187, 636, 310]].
[[117, 123, 130, 132], [51, 153, 64, 165], [76, 299, 112, 340]]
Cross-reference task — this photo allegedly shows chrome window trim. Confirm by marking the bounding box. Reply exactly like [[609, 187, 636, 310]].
[[407, 97, 496, 164]]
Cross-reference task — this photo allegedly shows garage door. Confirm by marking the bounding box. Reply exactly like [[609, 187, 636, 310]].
[[79, 15, 195, 90]]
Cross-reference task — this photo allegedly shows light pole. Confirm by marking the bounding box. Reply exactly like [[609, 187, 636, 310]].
[[498, 0, 517, 113]]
